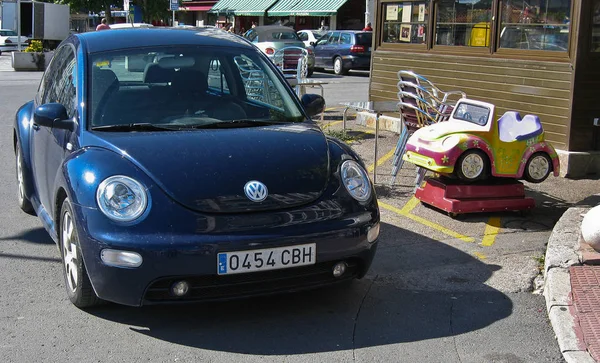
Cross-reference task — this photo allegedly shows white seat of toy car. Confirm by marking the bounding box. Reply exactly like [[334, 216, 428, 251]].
[[498, 111, 543, 142]]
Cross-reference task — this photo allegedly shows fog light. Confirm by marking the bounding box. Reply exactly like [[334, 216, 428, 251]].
[[100, 249, 142, 268], [171, 281, 190, 297], [367, 223, 380, 243], [332, 262, 348, 278]]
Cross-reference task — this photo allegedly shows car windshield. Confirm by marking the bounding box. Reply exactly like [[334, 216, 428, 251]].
[[88, 46, 305, 130], [453, 103, 490, 126], [0, 30, 18, 36]]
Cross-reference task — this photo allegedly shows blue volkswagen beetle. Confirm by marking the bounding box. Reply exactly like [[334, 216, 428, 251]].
[[13, 28, 379, 308]]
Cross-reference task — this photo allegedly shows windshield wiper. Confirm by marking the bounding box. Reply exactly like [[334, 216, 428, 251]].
[[91, 123, 180, 132], [187, 119, 288, 129]]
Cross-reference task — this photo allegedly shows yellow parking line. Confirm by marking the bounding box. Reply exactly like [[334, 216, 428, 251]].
[[322, 121, 342, 129], [367, 148, 396, 173], [473, 252, 487, 260], [481, 217, 502, 247], [378, 200, 475, 243]]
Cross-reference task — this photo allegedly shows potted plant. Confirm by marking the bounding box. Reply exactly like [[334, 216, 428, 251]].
[[12, 40, 54, 71]]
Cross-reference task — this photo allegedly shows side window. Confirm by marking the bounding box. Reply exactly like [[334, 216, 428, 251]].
[[298, 32, 308, 41], [316, 32, 331, 45], [41, 46, 77, 119], [329, 32, 341, 44], [37, 45, 71, 105], [207, 58, 230, 94], [340, 33, 352, 45]]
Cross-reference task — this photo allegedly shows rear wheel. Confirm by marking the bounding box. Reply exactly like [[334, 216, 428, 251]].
[[455, 149, 489, 182], [333, 57, 347, 75], [60, 199, 100, 308], [15, 140, 34, 215], [524, 152, 552, 183]]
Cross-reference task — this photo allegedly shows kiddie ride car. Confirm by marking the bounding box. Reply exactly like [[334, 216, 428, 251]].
[[402, 98, 560, 216]]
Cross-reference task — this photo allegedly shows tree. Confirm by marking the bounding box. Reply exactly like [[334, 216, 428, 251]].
[[56, 0, 115, 24]]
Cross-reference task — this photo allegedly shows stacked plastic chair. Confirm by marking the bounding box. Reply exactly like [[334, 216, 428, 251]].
[[272, 46, 309, 97], [391, 71, 466, 188]]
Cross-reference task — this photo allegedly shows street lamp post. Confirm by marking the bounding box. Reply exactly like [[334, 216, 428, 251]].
[[17, 0, 21, 51]]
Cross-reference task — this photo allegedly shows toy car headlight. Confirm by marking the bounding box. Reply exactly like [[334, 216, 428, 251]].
[[340, 160, 372, 202], [96, 176, 149, 222], [442, 135, 461, 149]]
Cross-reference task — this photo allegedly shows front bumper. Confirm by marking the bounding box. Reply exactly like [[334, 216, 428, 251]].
[[403, 151, 454, 174], [74, 196, 379, 306]]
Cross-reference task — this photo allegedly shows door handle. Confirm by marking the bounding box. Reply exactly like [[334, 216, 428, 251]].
[[32, 123, 40, 131]]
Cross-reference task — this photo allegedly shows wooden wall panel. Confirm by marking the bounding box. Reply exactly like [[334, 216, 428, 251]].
[[369, 51, 574, 150]]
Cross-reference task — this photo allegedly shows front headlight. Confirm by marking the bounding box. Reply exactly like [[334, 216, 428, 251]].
[[340, 160, 372, 202], [96, 175, 149, 222]]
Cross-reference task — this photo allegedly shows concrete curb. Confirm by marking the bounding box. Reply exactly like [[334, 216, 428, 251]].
[[544, 207, 595, 363]]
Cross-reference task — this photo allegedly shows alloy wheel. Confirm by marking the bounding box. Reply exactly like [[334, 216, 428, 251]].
[[334, 58, 342, 74], [16, 150, 25, 204], [62, 211, 79, 293]]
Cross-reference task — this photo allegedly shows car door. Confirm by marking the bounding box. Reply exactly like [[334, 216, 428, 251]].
[[30, 44, 77, 213], [322, 32, 340, 67], [312, 32, 331, 67]]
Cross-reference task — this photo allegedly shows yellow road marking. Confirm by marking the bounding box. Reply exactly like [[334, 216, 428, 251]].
[[367, 148, 396, 173], [481, 217, 502, 247], [378, 200, 475, 243], [322, 120, 342, 129], [399, 196, 420, 214], [473, 252, 487, 260]]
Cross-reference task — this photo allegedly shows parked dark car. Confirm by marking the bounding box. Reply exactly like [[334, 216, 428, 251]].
[[13, 28, 380, 308], [312, 30, 372, 75]]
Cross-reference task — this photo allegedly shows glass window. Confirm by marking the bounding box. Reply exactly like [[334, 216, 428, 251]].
[[298, 32, 308, 41], [340, 33, 352, 45], [436, 0, 492, 47], [356, 33, 373, 46], [207, 59, 230, 94], [383, 1, 430, 44], [329, 32, 341, 44], [88, 47, 305, 128], [316, 32, 331, 45], [592, 0, 600, 52], [499, 0, 571, 52]]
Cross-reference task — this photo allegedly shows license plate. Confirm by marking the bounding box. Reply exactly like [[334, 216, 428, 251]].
[[217, 243, 316, 275]]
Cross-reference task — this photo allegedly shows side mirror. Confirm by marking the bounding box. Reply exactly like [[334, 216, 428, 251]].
[[301, 94, 325, 118], [310, 41, 315, 46], [34, 103, 75, 131]]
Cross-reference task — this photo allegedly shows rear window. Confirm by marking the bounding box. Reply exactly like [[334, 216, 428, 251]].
[[268, 31, 301, 41], [0, 30, 17, 36], [355, 33, 372, 46]]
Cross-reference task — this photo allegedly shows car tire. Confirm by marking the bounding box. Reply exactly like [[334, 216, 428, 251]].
[[524, 152, 552, 183], [333, 57, 348, 75], [60, 198, 101, 308], [455, 149, 489, 182], [15, 140, 35, 215]]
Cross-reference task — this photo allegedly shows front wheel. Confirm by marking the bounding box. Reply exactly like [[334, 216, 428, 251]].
[[15, 140, 34, 215], [60, 199, 101, 308], [455, 149, 489, 182], [333, 57, 347, 75], [524, 152, 552, 183]]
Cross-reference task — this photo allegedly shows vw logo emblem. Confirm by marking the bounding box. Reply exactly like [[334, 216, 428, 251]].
[[244, 180, 268, 202]]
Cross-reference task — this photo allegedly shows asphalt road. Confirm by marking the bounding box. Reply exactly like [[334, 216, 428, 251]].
[[2, 56, 598, 362]]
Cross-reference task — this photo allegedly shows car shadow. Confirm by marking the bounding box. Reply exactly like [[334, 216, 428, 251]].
[[86, 222, 511, 355], [0, 227, 54, 244]]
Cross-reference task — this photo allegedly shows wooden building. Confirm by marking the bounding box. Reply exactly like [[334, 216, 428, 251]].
[[369, 0, 600, 177]]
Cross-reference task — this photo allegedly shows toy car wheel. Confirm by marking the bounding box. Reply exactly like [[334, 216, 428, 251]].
[[456, 150, 488, 182], [60, 198, 100, 308], [15, 140, 34, 215], [334, 57, 348, 75], [524, 152, 552, 183]]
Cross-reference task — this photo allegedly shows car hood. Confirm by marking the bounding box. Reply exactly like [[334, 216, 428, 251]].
[[413, 120, 489, 141], [93, 123, 330, 213]]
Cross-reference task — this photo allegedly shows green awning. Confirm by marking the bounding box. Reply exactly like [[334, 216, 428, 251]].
[[209, 0, 278, 16], [267, 0, 349, 17]]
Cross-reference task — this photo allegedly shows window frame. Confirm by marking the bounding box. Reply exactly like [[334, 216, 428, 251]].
[[374, 0, 575, 61]]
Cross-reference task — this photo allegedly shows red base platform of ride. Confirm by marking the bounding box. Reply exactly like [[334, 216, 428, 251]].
[[415, 177, 535, 215]]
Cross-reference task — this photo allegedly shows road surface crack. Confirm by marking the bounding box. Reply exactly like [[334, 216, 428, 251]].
[[450, 298, 463, 363], [352, 275, 378, 362]]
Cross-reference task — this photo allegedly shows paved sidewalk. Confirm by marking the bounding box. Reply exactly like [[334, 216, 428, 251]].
[[544, 194, 600, 363], [0, 53, 14, 71]]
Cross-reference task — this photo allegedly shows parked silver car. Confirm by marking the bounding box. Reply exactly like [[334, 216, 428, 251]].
[[243, 25, 315, 77]]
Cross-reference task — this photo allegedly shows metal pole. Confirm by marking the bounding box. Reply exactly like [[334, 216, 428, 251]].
[[17, 0, 21, 51], [172, 10, 175, 26]]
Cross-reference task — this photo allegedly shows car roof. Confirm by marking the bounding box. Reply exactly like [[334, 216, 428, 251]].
[[251, 25, 296, 33], [76, 28, 253, 54]]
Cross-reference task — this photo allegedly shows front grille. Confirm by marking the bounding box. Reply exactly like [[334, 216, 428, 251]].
[[143, 260, 359, 303]]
